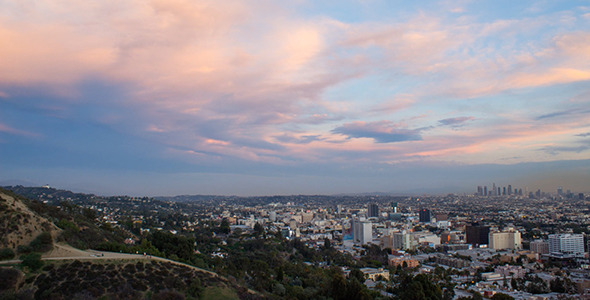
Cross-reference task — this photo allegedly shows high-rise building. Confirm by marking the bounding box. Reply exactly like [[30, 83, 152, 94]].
[[392, 230, 414, 250], [548, 234, 584, 257], [477, 186, 483, 196], [502, 187, 506, 195], [368, 203, 379, 218], [508, 185, 512, 195], [557, 187, 563, 196], [489, 229, 522, 250], [484, 186, 488, 196], [352, 219, 373, 245], [419, 209, 431, 223], [465, 224, 489, 246]]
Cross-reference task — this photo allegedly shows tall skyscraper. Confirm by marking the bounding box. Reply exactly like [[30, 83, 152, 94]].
[[557, 187, 563, 196], [508, 185, 512, 195], [484, 186, 488, 196], [368, 203, 379, 218], [419, 209, 431, 223], [392, 202, 398, 213]]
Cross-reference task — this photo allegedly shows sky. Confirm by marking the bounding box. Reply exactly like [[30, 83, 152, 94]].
[[1, 0, 589, 196]]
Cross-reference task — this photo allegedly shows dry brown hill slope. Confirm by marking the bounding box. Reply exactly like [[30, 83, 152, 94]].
[[0, 190, 59, 249]]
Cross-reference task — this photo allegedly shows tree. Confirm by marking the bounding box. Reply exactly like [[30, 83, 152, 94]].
[[348, 268, 365, 282], [330, 272, 348, 300], [149, 231, 195, 261], [396, 274, 442, 300], [324, 238, 332, 250], [20, 253, 44, 271], [253, 222, 264, 237], [29, 232, 53, 253], [550, 277, 565, 293], [511, 278, 518, 290], [219, 219, 231, 234], [491, 292, 514, 300], [82, 208, 97, 220], [0, 248, 15, 260], [525, 275, 549, 294], [276, 266, 284, 282]]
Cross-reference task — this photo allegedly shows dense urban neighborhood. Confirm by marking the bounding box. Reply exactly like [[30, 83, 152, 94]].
[[2, 185, 589, 299]]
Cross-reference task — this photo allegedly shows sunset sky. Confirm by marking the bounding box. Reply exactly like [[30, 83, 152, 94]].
[[1, 0, 589, 196]]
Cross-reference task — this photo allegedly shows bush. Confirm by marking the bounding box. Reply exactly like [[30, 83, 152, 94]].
[[56, 219, 79, 232], [20, 253, 44, 271], [0, 267, 24, 291], [16, 245, 32, 255], [0, 249, 15, 261], [29, 232, 53, 253]]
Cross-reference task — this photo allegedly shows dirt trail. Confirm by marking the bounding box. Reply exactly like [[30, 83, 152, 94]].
[[0, 243, 217, 276]]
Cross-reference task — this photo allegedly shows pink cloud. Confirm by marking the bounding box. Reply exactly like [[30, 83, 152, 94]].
[[0, 123, 38, 138], [1, 2, 589, 169]]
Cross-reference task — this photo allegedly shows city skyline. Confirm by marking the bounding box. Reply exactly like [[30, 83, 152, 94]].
[[1, 1, 589, 196]]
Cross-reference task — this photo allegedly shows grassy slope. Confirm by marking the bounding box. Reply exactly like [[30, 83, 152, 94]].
[[0, 189, 59, 250]]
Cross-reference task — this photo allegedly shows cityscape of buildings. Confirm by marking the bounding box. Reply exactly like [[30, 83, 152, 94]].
[[7, 183, 590, 299]]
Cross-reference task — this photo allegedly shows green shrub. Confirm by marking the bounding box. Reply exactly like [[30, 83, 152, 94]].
[[56, 219, 80, 232], [29, 232, 53, 253], [0, 248, 15, 260], [16, 245, 32, 254], [20, 253, 44, 271]]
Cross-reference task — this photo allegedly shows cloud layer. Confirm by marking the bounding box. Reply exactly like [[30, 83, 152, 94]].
[[1, 0, 590, 194]]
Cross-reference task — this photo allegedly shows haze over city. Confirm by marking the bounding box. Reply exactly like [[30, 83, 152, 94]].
[[1, 0, 589, 196]]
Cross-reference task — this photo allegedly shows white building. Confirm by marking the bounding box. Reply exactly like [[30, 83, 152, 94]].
[[353, 219, 373, 245], [548, 233, 584, 257], [489, 229, 522, 250], [415, 232, 440, 247], [392, 230, 414, 250], [269, 211, 277, 222]]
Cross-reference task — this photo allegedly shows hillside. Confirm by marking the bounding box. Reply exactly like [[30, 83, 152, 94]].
[[0, 189, 59, 250], [0, 188, 260, 299], [0, 187, 132, 251], [1, 259, 257, 299]]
